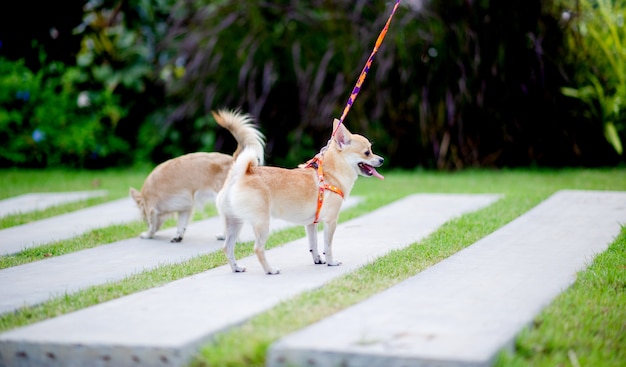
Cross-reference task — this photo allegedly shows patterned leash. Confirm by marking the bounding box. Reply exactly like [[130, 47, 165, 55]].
[[331, 0, 401, 139], [305, 0, 401, 224], [305, 0, 400, 159]]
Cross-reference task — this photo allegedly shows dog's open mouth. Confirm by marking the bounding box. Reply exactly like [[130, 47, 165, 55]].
[[358, 163, 384, 180]]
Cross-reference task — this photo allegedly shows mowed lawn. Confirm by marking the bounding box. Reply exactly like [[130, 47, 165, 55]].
[[0, 167, 624, 366]]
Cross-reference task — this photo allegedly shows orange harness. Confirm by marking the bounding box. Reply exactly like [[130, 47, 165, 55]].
[[304, 156, 344, 224]]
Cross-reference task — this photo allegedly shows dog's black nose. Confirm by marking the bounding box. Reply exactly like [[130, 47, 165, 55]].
[[379, 157, 384, 165]]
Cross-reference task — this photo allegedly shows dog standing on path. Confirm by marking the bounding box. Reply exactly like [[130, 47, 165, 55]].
[[130, 110, 265, 242], [216, 119, 384, 274]]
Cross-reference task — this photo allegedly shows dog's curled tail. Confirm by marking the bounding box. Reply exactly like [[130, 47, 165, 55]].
[[227, 146, 259, 183], [217, 145, 259, 215], [212, 109, 265, 165], [129, 187, 146, 220]]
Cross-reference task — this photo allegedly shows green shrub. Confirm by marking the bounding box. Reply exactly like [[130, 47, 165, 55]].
[[560, 0, 625, 155], [71, 0, 173, 164], [0, 57, 129, 167], [0, 0, 173, 168]]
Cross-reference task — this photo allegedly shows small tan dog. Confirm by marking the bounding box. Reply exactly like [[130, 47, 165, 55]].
[[216, 119, 384, 274], [130, 109, 264, 242]]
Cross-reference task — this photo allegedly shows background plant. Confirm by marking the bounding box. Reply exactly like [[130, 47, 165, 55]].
[[155, 0, 620, 168], [71, 0, 173, 163], [560, 0, 626, 155], [0, 0, 623, 168], [0, 0, 173, 168], [0, 56, 129, 167]]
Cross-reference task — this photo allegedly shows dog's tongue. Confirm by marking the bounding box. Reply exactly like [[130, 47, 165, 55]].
[[369, 165, 385, 180]]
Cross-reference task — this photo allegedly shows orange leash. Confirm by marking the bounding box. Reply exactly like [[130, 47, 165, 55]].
[[305, 0, 400, 223], [334, 0, 401, 134]]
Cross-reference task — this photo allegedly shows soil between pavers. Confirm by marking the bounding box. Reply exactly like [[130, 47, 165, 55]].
[[267, 190, 626, 367], [0, 197, 362, 315], [0, 193, 499, 367]]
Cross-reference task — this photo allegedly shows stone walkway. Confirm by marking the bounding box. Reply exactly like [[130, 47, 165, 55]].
[[0, 197, 362, 315], [0, 194, 499, 367], [0, 191, 107, 218], [0, 190, 623, 367], [0, 197, 137, 255], [267, 190, 626, 367]]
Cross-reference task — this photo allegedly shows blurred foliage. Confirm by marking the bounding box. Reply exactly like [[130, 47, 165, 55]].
[[0, 56, 129, 167], [156, 0, 621, 168], [0, 0, 623, 168], [157, 0, 423, 166], [0, 1, 84, 68], [72, 0, 172, 163], [0, 0, 171, 167], [560, 0, 625, 155]]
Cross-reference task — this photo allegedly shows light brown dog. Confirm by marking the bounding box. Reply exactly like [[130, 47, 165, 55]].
[[130, 110, 264, 242], [216, 119, 384, 274]]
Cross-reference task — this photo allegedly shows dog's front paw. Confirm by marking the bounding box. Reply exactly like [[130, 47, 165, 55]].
[[233, 265, 247, 273], [266, 268, 281, 275], [313, 255, 326, 265], [327, 260, 342, 266], [170, 235, 183, 243], [216, 233, 225, 241]]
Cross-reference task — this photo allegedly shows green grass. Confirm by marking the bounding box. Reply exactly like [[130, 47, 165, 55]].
[[191, 195, 525, 367], [0, 167, 150, 228], [0, 208, 218, 269], [189, 168, 625, 367], [0, 167, 625, 366], [0, 221, 146, 269], [0, 167, 152, 200], [0, 197, 110, 229], [495, 226, 626, 367], [0, 166, 220, 267]]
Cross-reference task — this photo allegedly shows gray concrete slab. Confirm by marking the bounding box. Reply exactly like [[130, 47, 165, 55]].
[[0, 194, 499, 367], [0, 197, 362, 315], [0, 191, 107, 218], [0, 198, 138, 255], [267, 190, 626, 367]]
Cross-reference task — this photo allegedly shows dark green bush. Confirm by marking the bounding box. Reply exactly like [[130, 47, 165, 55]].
[[0, 57, 129, 167], [0, 0, 173, 168]]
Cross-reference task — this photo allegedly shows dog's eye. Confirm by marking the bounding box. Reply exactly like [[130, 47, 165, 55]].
[[364, 150, 371, 156]]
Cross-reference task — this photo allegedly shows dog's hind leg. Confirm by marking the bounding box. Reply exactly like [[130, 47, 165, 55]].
[[323, 220, 342, 266], [141, 209, 160, 239], [171, 209, 192, 243], [306, 223, 325, 264], [223, 217, 246, 272], [253, 220, 280, 275]]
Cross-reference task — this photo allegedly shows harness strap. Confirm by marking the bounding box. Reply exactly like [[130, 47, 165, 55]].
[[306, 156, 344, 224]]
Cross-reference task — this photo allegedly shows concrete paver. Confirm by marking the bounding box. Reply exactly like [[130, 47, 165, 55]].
[[0, 197, 362, 315], [0, 194, 499, 367], [0, 198, 137, 255], [267, 190, 626, 367], [0, 191, 107, 218]]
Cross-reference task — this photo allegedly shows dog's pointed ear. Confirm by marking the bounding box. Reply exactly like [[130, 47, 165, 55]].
[[332, 119, 352, 150]]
